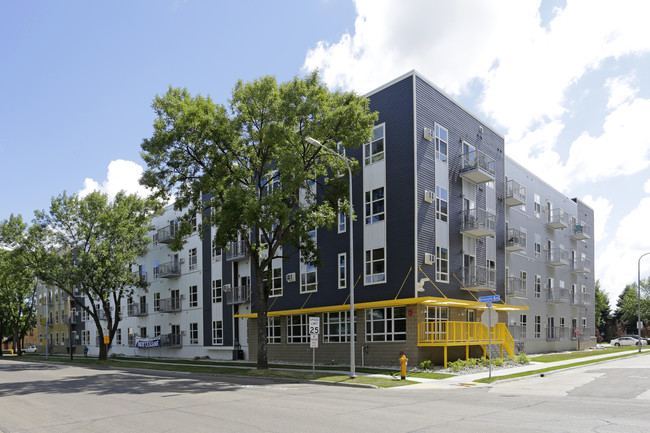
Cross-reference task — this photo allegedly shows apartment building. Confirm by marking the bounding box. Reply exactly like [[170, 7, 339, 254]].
[[35, 281, 85, 354], [86, 71, 594, 367]]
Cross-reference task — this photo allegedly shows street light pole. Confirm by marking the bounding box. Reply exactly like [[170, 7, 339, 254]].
[[306, 137, 356, 378], [637, 252, 650, 353]]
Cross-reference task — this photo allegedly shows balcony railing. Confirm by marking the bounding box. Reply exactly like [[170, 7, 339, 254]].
[[225, 284, 251, 305], [546, 327, 570, 341], [546, 208, 570, 229], [571, 257, 591, 274], [505, 228, 526, 252], [225, 240, 250, 261], [505, 180, 526, 207], [127, 303, 148, 317], [158, 261, 181, 278], [161, 333, 183, 347], [461, 208, 496, 238], [546, 247, 569, 266], [159, 297, 182, 313], [461, 265, 496, 291], [571, 222, 591, 240], [506, 276, 526, 298], [569, 291, 582, 305], [546, 287, 569, 303], [571, 327, 593, 341], [154, 224, 177, 244], [459, 149, 496, 184], [582, 292, 592, 306], [508, 325, 526, 341]]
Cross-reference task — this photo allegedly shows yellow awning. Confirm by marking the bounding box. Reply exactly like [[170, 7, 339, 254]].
[[234, 296, 528, 318]]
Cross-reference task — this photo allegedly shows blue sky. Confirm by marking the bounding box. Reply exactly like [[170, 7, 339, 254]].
[[2, 0, 650, 303]]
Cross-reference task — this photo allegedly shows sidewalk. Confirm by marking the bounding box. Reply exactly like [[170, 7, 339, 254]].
[[380, 348, 650, 389]]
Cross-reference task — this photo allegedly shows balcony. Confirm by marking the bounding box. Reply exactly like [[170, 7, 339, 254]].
[[63, 338, 77, 347], [507, 324, 526, 341], [127, 303, 148, 317], [461, 208, 496, 238], [546, 208, 570, 229], [582, 292, 592, 306], [546, 327, 570, 341], [546, 247, 569, 266], [459, 149, 495, 184], [571, 223, 591, 240], [225, 240, 249, 261], [546, 287, 569, 303], [505, 228, 526, 252], [225, 283, 251, 305], [161, 333, 183, 348], [506, 276, 526, 298], [505, 180, 526, 207], [569, 291, 582, 305], [571, 257, 591, 274], [159, 297, 182, 313], [158, 261, 181, 278], [155, 224, 177, 244], [461, 265, 496, 291], [571, 327, 593, 341]]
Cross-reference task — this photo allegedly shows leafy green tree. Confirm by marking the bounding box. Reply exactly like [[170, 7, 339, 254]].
[[0, 214, 37, 356], [22, 191, 157, 360], [614, 278, 650, 333], [140, 71, 377, 369], [594, 280, 610, 329]]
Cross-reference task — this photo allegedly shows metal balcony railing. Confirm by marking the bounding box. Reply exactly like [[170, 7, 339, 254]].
[[225, 284, 251, 305], [571, 222, 591, 240], [506, 276, 526, 298], [571, 257, 591, 274], [546, 247, 569, 266], [158, 261, 181, 278], [127, 303, 148, 317], [461, 208, 496, 238], [461, 265, 496, 291], [546, 287, 569, 303], [154, 223, 177, 244], [505, 228, 526, 252], [505, 179, 526, 207], [546, 327, 570, 341], [571, 327, 593, 341], [161, 333, 182, 347], [459, 149, 496, 184], [508, 325, 526, 341], [225, 240, 249, 261], [546, 208, 570, 229], [569, 291, 582, 305], [582, 293, 592, 306], [158, 297, 182, 313]]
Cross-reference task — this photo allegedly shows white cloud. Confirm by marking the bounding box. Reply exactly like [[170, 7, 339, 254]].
[[606, 73, 639, 109], [79, 159, 150, 200]]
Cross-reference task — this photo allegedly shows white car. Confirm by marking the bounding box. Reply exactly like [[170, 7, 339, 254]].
[[611, 337, 647, 347], [22, 345, 37, 353]]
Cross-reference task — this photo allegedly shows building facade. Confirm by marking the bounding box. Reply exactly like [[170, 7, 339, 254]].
[[82, 71, 594, 367], [35, 281, 85, 354]]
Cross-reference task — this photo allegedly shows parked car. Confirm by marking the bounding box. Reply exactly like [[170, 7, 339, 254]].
[[611, 337, 647, 346], [22, 345, 37, 353]]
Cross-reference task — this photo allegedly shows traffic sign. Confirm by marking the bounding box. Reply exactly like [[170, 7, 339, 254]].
[[478, 295, 500, 303], [310, 334, 319, 348], [309, 317, 320, 335]]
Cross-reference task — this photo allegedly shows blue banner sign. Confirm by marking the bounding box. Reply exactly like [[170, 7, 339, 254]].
[[135, 337, 161, 348]]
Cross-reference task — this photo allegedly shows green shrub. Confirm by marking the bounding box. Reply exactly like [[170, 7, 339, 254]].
[[515, 353, 530, 364], [419, 360, 432, 370]]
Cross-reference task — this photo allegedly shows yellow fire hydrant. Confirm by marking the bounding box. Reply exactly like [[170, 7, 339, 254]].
[[399, 352, 408, 380]]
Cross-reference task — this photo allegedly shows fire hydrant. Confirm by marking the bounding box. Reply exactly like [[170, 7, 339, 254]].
[[399, 352, 408, 380]]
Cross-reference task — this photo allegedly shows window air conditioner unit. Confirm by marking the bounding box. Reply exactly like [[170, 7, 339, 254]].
[[423, 127, 434, 141], [424, 190, 435, 203], [180, 294, 186, 299], [223, 284, 231, 291], [179, 258, 185, 264], [286, 272, 296, 282], [424, 253, 434, 265]]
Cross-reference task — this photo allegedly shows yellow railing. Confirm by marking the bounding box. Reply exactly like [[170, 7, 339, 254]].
[[418, 321, 514, 357]]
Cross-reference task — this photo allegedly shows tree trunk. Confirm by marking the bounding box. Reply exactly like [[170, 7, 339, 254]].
[[256, 272, 268, 370]]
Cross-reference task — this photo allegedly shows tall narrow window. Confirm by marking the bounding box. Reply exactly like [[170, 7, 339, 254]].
[[265, 265, 283, 297], [189, 248, 197, 271], [212, 321, 223, 345], [534, 316, 541, 338], [364, 187, 385, 224], [435, 124, 448, 162], [189, 323, 198, 344], [436, 246, 449, 282], [435, 186, 448, 222], [189, 285, 198, 308], [212, 279, 222, 303], [365, 248, 386, 284], [534, 275, 541, 298], [300, 229, 317, 293], [364, 124, 385, 165], [338, 253, 347, 289]]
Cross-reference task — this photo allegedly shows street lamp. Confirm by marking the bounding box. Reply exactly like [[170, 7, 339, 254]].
[[637, 252, 650, 353], [305, 136, 356, 378]]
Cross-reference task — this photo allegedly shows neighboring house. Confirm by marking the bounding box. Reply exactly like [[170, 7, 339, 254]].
[[90, 71, 595, 366], [35, 282, 85, 355]]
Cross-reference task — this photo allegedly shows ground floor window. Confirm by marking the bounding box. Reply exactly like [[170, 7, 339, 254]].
[[189, 323, 199, 345], [268, 317, 281, 344], [534, 315, 541, 338], [287, 314, 309, 343], [323, 311, 351, 343], [365, 306, 406, 342], [212, 321, 223, 345]]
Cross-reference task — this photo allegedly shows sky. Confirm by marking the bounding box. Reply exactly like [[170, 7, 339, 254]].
[[2, 0, 650, 305]]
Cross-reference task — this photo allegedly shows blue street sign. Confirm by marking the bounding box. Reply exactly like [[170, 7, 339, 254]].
[[478, 295, 500, 303], [485, 301, 492, 308]]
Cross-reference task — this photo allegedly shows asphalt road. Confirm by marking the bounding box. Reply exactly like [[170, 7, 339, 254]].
[[1, 354, 649, 432]]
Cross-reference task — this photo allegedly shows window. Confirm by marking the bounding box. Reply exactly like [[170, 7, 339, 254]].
[[262, 169, 281, 196], [212, 239, 222, 261], [154, 326, 161, 337], [520, 271, 527, 291], [189, 248, 198, 271], [189, 285, 198, 308], [534, 233, 541, 259], [520, 314, 527, 336], [212, 321, 223, 345], [365, 248, 386, 284], [140, 327, 147, 338], [534, 194, 541, 218], [435, 124, 448, 162], [268, 317, 281, 344], [265, 265, 283, 297], [534, 316, 541, 338], [323, 311, 351, 343], [534, 275, 541, 298], [435, 186, 448, 222], [153, 292, 160, 312], [365, 307, 406, 342], [364, 187, 385, 224], [436, 247, 449, 282], [287, 314, 309, 344], [300, 229, 317, 293], [364, 124, 385, 165], [116, 329, 122, 345], [338, 212, 346, 233], [337, 253, 347, 289], [189, 323, 199, 345], [581, 317, 587, 328], [190, 213, 198, 233], [212, 279, 222, 303], [153, 265, 159, 279]]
